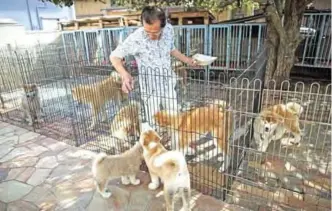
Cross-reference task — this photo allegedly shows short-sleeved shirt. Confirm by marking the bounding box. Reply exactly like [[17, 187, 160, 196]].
[[111, 23, 176, 77]]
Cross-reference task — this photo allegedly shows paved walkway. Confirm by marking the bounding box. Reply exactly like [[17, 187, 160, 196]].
[[0, 121, 248, 211]]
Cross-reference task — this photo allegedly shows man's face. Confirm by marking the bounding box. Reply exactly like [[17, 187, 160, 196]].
[[143, 20, 162, 40]]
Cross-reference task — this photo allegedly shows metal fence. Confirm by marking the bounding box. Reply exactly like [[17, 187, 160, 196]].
[[296, 13, 331, 68], [61, 24, 267, 72], [0, 21, 331, 210], [0, 42, 330, 210]]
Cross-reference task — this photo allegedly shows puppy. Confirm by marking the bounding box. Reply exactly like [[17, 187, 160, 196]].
[[253, 102, 304, 152], [140, 123, 191, 211], [72, 73, 127, 129], [92, 141, 143, 198], [20, 83, 43, 126], [109, 101, 141, 152], [154, 100, 233, 172]]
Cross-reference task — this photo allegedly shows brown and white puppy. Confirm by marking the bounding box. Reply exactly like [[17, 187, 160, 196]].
[[20, 83, 43, 126], [92, 141, 143, 198], [153, 100, 233, 172], [253, 102, 304, 152], [109, 101, 141, 152], [72, 72, 128, 129], [139, 123, 191, 211]]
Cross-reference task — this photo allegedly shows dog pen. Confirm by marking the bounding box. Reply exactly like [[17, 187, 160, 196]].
[[0, 21, 331, 210]]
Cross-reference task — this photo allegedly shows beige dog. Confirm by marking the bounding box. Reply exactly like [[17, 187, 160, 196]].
[[72, 72, 128, 129], [92, 141, 143, 198], [154, 100, 233, 172], [140, 123, 191, 211], [253, 102, 303, 152], [20, 83, 43, 125], [109, 101, 141, 152]]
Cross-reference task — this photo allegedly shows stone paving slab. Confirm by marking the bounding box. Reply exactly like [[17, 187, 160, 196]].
[[0, 121, 248, 211]]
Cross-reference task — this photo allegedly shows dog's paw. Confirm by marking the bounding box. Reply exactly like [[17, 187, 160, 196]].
[[131, 179, 140, 186], [148, 182, 159, 190], [101, 191, 112, 198], [121, 177, 130, 185], [280, 137, 300, 147]]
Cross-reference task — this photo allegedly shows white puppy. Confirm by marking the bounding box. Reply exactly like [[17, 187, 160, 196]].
[[140, 123, 191, 211]]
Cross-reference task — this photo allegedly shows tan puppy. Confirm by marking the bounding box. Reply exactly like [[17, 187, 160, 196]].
[[21, 83, 43, 126], [153, 100, 233, 172], [140, 123, 191, 211], [72, 72, 128, 129], [253, 102, 303, 152], [109, 101, 141, 152], [92, 142, 143, 198]]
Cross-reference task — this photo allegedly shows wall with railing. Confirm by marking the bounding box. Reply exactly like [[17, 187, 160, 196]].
[[61, 24, 267, 72]]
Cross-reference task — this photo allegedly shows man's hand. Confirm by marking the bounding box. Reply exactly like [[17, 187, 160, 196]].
[[170, 49, 198, 67], [185, 57, 198, 67], [121, 72, 134, 93]]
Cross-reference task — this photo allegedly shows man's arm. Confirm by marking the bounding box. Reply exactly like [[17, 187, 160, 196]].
[[170, 49, 192, 64], [110, 56, 129, 77], [110, 33, 138, 77], [110, 33, 139, 93], [168, 25, 196, 66]]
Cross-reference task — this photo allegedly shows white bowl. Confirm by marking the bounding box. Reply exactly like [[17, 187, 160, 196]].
[[192, 54, 217, 66]]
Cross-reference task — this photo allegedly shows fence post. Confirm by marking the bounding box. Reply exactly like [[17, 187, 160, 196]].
[[257, 25, 262, 54], [83, 31, 90, 65], [247, 25, 252, 65], [301, 14, 313, 65], [226, 26, 231, 71], [236, 25, 242, 67], [204, 25, 210, 82], [314, 14, 327, 65], [186, 28, 191, 56]]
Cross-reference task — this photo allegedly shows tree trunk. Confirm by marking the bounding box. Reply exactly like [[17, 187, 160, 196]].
[[264, 0, 311, 88]]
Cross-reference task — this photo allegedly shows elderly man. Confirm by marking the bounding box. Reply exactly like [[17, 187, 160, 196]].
[[110, 6, 196, 124]]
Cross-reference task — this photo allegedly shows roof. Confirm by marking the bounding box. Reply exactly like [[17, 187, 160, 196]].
[[59, 16, 125, 25], [0, 18, 20, 25], [214, 13, 265, 24], [214, 8, 331, 24], [101, 7, 216, 20], [304, 8, 331, 13]]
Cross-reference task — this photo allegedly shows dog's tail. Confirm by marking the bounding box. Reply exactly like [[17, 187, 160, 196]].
[[153, 151, 186, 172], [92, 152, 107, 177], [285, 102, 303, 115]]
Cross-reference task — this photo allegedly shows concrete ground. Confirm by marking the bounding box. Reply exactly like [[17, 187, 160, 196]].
[[0, 121, 248, 211]]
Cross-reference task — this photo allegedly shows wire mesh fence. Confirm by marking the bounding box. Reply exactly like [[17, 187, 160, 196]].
[[0, 22, 331, 210]]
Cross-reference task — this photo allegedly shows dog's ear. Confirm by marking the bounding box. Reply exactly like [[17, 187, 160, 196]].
[[263, 111, 284, 124]]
